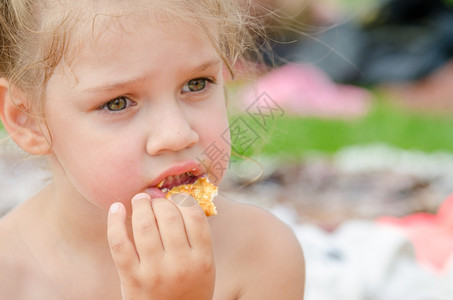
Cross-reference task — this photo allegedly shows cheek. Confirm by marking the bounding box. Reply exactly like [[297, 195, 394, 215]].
[[75, 147, 139, 205], [75, 150, 141, 208], [49, 122, 144, 210]]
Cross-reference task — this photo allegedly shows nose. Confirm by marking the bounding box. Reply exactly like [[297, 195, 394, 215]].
[[145, 102, 199, 155]]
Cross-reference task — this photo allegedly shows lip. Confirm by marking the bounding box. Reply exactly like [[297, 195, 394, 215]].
[[148, 160, 206, 189]]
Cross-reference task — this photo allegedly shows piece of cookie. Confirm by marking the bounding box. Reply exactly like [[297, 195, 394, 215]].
[[165, 177, 218, 216]]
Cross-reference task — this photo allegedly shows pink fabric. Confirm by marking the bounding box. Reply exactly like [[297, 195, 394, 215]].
[[239, 63, 371, 117], [378, 194, 453, 273]]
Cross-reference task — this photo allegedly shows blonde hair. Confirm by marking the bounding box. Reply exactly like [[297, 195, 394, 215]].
[[0, 0, 263, 118]]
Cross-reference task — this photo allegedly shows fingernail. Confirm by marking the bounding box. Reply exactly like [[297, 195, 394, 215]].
[[170, 193, 196, 207], [109, 202, 122, 214], [131, 193, 151, 204]]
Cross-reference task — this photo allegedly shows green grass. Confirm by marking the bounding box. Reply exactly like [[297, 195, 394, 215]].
[[230, 101, 453, 158]]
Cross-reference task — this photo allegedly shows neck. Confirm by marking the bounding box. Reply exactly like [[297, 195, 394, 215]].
[[41, 181, 116, 260], [16, 182, 123, 295]]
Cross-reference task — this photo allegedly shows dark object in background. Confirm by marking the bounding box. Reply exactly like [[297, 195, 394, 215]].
[[270, 0, 453, 85]]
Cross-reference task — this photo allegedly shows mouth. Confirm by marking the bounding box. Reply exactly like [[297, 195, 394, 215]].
[[156, 171, 201, 192]]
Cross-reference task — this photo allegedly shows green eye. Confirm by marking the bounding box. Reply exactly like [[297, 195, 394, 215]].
[[100, 97, 131, 111], [182, 78, 209, 93], [188, 79, 206, 91]]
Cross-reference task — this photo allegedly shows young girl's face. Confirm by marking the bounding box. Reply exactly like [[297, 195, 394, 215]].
[[43, 14, 230, 212]]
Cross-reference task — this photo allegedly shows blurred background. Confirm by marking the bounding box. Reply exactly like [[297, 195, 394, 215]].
[[223, 0, 453, 227], [1, 0, 453, 298], [220, 0, 453, 298], [223, 0, 453, 225]]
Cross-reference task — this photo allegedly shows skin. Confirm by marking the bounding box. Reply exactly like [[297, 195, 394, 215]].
[[0, 8, 305, 300]]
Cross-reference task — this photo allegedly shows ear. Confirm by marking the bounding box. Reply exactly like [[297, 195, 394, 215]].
[[0, 78, 51, 155]]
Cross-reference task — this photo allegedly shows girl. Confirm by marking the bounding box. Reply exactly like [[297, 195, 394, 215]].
[[0, 0, 305, 299]]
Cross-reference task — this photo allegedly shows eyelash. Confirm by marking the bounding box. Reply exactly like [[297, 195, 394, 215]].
[[181, 77, 215, 94], [97, 96, 136, 112]]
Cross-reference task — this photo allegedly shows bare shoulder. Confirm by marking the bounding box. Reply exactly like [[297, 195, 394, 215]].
[[0, 207, 50, 300], [0, 212, 22, 261], [211, 197, 305, 299], [0, 213, 30, 298]]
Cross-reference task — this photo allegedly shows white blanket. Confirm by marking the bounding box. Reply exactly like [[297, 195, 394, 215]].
[[273, 205, 453, 300]]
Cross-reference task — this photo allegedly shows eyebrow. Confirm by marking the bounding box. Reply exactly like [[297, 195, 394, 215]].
[[83, 59, 222, 93]]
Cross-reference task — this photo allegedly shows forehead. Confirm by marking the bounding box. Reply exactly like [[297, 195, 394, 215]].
[[46, 0, 218, 38], [80, 15, 218, 66], [46, 0, 220, 63], [48, 7, 221, 90]]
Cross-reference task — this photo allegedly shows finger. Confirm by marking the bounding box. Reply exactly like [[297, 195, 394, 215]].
[[131, 193, 164, 261], [174, 194, 212, 250], [151, 197, 190, 253], [107, 202, 139, 276]]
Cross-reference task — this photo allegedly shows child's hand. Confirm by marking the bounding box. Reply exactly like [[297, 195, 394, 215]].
[[107, 193, 215, 300]]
